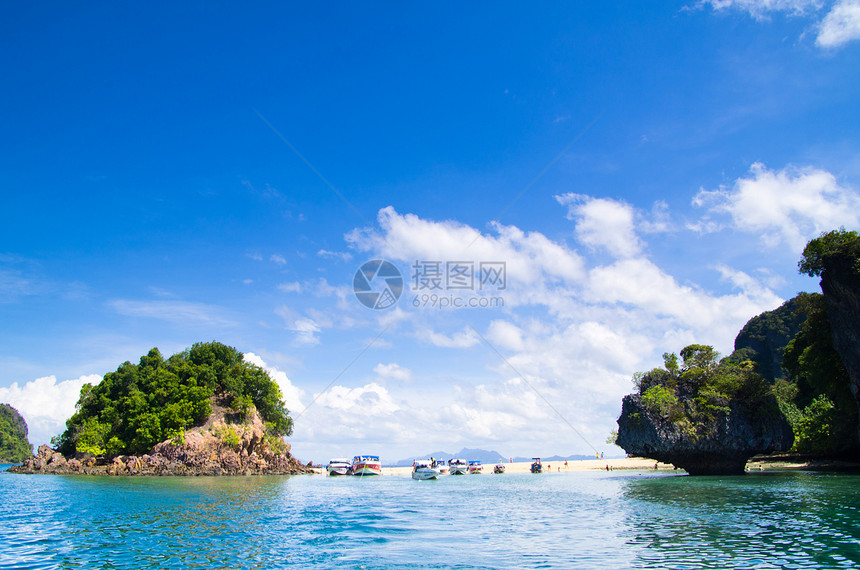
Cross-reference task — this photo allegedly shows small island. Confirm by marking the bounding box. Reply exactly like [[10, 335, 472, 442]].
[[616, 229, 860, 474], [10, 342, 312, 476]]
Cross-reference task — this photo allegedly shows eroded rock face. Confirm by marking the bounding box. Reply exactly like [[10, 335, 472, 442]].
[[820, 257, 860, 435], [617, 394, 793, 475], [8, 407, 311, 477]]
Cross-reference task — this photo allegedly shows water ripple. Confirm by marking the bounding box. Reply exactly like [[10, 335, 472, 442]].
[[2, 468, 859, 568]]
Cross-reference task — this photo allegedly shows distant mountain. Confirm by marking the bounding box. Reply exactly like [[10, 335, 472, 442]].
[[389, 448, 617, 466], [391, 447, 505, 467], [511, 454, 598, 463]]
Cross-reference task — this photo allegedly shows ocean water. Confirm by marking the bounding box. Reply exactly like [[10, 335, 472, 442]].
[[1, 465, 859, 569]]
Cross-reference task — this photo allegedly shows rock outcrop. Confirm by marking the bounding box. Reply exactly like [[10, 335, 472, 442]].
[[8, 404, 312, 476], [617, 393, 794, 475], [819, 255, 860, 437]]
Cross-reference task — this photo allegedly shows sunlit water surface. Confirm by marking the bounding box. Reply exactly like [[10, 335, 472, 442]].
[[2, 465, 858, 569]]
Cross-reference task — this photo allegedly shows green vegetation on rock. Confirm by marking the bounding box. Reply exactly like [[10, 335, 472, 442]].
[[798, 228, 860, 277], [633, 344, 779, 440], [0, 403, 32, 463], [53, 341, 293, 458]]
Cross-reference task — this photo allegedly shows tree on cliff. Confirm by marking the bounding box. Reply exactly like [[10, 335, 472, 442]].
[[0, 403, 33, 463], [53, 342, 293, 458]]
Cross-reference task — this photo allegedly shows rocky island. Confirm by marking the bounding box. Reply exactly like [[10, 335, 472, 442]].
[[10, 342, 312, 476], [617, 229, 860, 474]]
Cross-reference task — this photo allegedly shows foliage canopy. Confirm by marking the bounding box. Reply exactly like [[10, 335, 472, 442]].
[[798, 228, 860, 277], [632, 343, 778, 441], [54, 342, 293, 457], [0, 404, 32, 463]]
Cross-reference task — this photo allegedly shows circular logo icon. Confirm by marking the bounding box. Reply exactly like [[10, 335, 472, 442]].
[[353, 260, 403, 310]]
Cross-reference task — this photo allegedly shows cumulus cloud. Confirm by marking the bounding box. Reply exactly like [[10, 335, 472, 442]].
[[326, 202, 790, 460], [556, 194, 644, 258], [373, 362, 413, 381], [697, 0, 860, 47], [691, 162, 860, 252], [0, 374, 102, 447], [291, 318, 322, 346], [817, 0, 860, 46]]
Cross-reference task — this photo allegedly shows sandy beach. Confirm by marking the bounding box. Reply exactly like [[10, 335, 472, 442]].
[[310, 457, 674, 476]]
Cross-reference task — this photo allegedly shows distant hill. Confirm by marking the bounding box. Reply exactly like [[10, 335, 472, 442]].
[[391, 447, 505, 466]]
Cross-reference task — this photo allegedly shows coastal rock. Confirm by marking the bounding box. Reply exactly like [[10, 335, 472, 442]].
[[617, 393, 794, 475], [8, 405, 312, 477]]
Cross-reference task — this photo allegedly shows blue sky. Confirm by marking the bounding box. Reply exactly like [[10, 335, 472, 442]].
[[2, 1, 859, 463]]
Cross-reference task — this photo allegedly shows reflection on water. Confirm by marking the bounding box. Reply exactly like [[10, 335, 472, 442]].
[[1, 468, 858, 569], [621, 472, 860, 568]]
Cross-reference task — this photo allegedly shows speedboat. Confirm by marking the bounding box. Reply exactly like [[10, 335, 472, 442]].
[[531, 458, 542, 473], [412, 459, 440, 480], [448, 458, 468, 475], [326, 458, 351, 476], [437, 461, 450, 475], [468, 460, 483, 474], [351, 455, 382, 477], [493, 462, 506, 474]]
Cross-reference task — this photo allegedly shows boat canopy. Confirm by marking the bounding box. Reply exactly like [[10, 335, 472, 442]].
[[353, 455, 380, 462], [468, 460, 481, 465]]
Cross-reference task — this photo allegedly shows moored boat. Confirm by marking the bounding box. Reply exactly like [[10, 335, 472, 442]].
[[493, 462, 506, 474], [412, 459, 441, 480], [531, 457, 542, 473], [449, 458, 468, 475], [351, 455, 382, 477], [326, 458, 351, 476], [468, 460, 483, 474]]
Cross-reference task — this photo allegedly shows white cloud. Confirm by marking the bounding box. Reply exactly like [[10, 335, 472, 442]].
[[373, 362, 413, 381], [108, 299, 236, 327], [817, 0, 860, 46], [556, 194, 644, 258], [291, 318, 322, 346], [420, 327, 480, 349], [698, 0, 860, 47], [313, 382, 399, 415], [270, 254, 287, 265], [278, 282, 302, 294], [317, 249, 353, 262], [324, 202, 791, 461], [696, 0, 823, 20], [0, 374, 102, 448], [692, 162, 860, 252]]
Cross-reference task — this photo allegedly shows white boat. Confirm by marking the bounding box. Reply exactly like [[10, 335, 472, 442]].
[[412, 459, 440, 480], [468, 460, 483, 474], [437, 461, 450, 475], [448, 458, 468, 475], [326, 458, 351, 476], [351, 455, 382, 477]]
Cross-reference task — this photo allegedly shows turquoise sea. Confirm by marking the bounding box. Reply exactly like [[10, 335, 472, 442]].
[[1, 465, 859, 569]]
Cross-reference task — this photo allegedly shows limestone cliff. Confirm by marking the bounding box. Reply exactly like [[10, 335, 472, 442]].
[[819, 255, 860, 436], [617, 392, 793, 475]]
